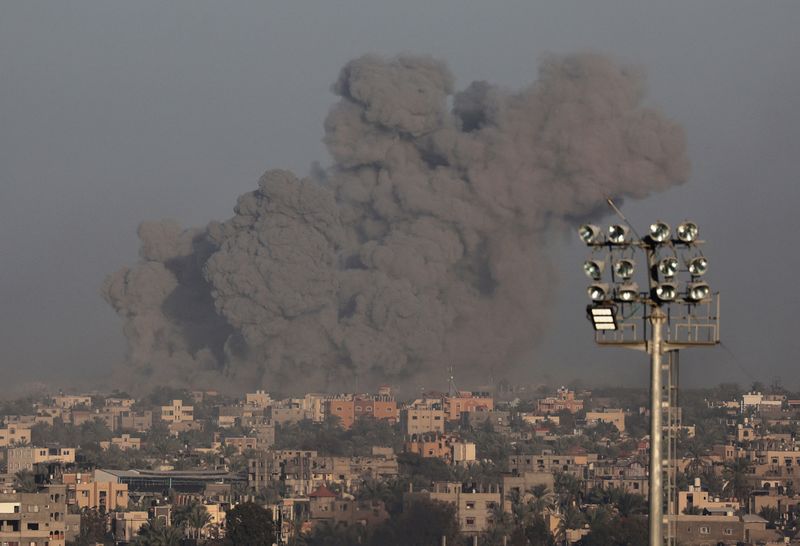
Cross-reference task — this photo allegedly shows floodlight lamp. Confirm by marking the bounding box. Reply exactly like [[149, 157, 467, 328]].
[[649, 221, 671, 243], [687, 282, 711, 302], [677, 222, 699, 243], [579, 224, 602, 244], [688, 256, 708, 277], [657, 257, 679, 278], [654, 283, 677, 302], [613, 259, 635, 280], [583, 260, 605, 281], [588, 283, 610, 302], [587, 304, 618, 331], [608, 224, 630, 244], [617, 282, 639, 302]]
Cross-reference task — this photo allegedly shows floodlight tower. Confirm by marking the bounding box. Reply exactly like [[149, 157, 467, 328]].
[[580, 215, 719, 546]]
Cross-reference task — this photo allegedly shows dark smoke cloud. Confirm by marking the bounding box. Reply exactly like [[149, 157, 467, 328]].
[[104, 52, 689, 393]]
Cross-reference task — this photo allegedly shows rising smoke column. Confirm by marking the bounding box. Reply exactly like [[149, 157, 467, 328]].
[[104, 52, 689, 393]]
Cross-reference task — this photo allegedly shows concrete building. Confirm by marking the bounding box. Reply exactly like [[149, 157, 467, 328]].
[[354, 394, 398, 423], [325, 398, 355, 429], [585, 409, 626, 432], [158, 399, 194, 423], [408, 481, 501, 536], [460, 408, 511, 433], [100, 434, 141, 451], [63, 472, 129, 511], [112, 511, 149, 543], [0, 488, 68, 546], [400, 407, 445, 435], [245, 390, 272, 408], [0, 425, 31, 447], [309, 487, 389, 531], [52, 395, 92, 409], [7, 447, 75, 472], [678, 479, 739, 515], [537, 387, 584, 414], [443, 392, 493, 422]]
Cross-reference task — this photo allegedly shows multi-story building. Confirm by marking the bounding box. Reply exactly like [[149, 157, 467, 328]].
[[99, 434, 141, 451], [63, 472, 129, 511], [537, 387, 584, 414], [354, 395, 398, 423], [407, 481, 501, 536], [443, 392, 493, 422], [245, 390, 272, 408], [308, 486, 389, 530], [324, 397, 355, 430], [0, 488, 68, 546], [0, 424, 32, 447], [52, 395, 92, 409], [118, 409, 153, 432], [585, 409, 626, 432], [508, 453, 597, 479], [158, 400, 194, 423], [400, 406, 445, 436], [460, 408, 511, 433], [7, 447, 75, 472], [112, 511, 149, 543]]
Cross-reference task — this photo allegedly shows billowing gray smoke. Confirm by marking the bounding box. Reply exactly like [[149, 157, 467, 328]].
[[104, 52, 689, 393]]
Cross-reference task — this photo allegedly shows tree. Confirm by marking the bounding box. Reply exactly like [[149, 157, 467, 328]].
[[368, 498, 459, 546], [723, 457, 753, 501], [133, 519, 183, 546], [186, 503, 212, 539], [226, 502, 275, 546], [13, 469, 38, 492], [73, 507, 112, 546]]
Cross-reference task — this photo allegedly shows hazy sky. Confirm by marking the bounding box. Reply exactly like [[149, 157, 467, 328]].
[[1, 1, 799, 392]]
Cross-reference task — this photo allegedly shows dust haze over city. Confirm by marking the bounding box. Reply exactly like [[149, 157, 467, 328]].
[[1, 2, 799, 395]]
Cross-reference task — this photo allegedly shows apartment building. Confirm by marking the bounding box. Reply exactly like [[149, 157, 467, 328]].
[[7, 447, 75, 472], [408, 481, 501, 536], [443, 392, 493, 421], [63, 472, 129, 511], [400, 406, 445, 435], [537, 387, 584, 414], [158, 400, 194, 423], [245, 390, 272, 408], [0, 488, 68, 546], [52, 395, 92, 409], [324, 398, 355, 430], [0, 425, 31, 447], [585, 408, 626, 432], [112, 511, 149, 543], [99, 434, 141, 451]]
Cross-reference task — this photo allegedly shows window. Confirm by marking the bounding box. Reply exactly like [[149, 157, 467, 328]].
[[724, 528, 733, 535], [465, 502, 475, 510], [699, 526, 710, 534], [465, 517, 475, 526]]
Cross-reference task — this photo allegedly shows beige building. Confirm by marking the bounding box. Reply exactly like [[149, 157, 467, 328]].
[[63, 472, 129, 511], [585, 409, 626, 432], [410, 481, 501, 536], [0, 424, 32, 447], [400, 407, 445, 435], [158, 399, 194, 423], [0, 487, 68, 546], [245, 390, 272, 408], [52, 395, 92, 409], [112, 510, 149, 543], [100, 434, 141, 451], [7, 447, 75, 472], [678, 479, 739, 515]]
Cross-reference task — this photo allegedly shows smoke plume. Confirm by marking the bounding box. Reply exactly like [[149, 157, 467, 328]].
[[104, 52, 689, 393]]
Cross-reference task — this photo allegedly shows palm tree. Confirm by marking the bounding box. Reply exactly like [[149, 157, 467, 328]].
[[13, 470, 37, 493], [528, 484, 557, 516], [186, 503, 212, 539], [723, 457, 753, 501], [133, 519, 183, 546]]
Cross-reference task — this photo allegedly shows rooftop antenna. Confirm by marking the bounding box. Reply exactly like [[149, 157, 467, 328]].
[[447, 364, 459, 397]]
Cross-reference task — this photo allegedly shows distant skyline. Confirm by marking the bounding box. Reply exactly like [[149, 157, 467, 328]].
[[1, 1, 799, 393]]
